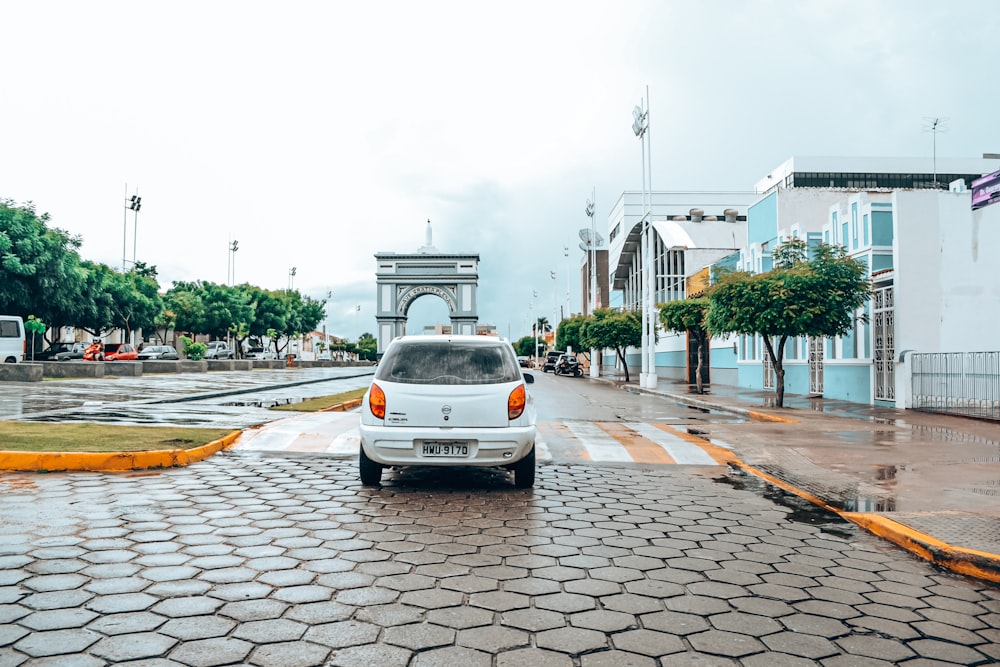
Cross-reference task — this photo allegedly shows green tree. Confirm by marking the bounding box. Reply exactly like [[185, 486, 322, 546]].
[[659, 298, 709, 395], [512, 336, 537, 357], [0, 200, 88, 341], [24, 315, 46, 360], [106, 267, 163, 339], [706, 238, 870, 407], [356, 332, 377, 361], [579, 308, 642, 382], [555, 314, 588, 356]]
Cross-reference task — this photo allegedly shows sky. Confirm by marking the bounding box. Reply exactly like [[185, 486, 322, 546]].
[[2, 1, 998, 341]]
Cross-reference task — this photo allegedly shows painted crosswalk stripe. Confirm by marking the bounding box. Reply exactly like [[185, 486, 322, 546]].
[[563, 420, 634, 462], [626, 422, 718, 465]]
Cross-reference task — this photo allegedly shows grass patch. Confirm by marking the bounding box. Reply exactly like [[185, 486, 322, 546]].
[[270, 388, 368, 412], [0, 422, 233, 453]]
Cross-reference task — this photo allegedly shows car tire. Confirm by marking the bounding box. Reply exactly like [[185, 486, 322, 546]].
[[513, 446, 536, 488], [359, 445, 383, 486]]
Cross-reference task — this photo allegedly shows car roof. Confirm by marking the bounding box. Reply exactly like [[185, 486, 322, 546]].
[[390, 335, 509, 346]]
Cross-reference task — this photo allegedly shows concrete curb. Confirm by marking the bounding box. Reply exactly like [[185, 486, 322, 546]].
[[320, 398, 363, 412], [0, 431, 242, 473]]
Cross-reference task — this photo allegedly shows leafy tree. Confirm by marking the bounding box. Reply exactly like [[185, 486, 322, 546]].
[[532, 317, 550, 335], [706, 238, 870, 407], [356, 332, 378, 361], [24, 315, 46, 360], [579, 308, 642, 382], [106, 267, 163, 339], [659, 298, 709, 394], [0, 200, 88, 340], [555, 314, 588, 356], [512, 336, 537, 357], [165, 282, 207, 336]]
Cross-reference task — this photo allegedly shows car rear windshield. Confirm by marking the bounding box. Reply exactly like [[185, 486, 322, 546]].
[[376, 341, 521, 385]]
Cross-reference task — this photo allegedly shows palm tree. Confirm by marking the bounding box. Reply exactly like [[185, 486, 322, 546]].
[[532, 317, 551, 336]]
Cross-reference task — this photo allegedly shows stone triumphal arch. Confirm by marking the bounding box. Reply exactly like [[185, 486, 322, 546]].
[[375, 221, 479, 353]]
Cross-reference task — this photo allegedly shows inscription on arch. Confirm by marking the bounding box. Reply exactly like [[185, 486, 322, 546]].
[[397, 285, 455, 312]]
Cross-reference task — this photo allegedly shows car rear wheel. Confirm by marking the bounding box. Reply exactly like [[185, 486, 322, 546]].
[[359, 446, 383, 486], [513, 446, 536, 488]]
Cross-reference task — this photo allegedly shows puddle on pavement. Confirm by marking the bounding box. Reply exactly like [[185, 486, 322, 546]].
[[715, 470, 856, 539]]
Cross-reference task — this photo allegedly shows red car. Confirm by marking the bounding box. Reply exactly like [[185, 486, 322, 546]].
[[84, 343, 138, 361]]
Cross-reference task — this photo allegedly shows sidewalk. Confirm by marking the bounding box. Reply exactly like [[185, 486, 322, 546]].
[[604, 374, 1000, 583]]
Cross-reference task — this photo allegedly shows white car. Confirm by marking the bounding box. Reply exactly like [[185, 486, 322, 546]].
[[359, 335, 537, 488], [245, 347, 277, 360]]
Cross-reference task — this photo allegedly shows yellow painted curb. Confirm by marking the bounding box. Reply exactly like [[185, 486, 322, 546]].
[[320, 398, 363, 413], [0, 430, 242, 473], [746, 410, 799, 423], [682, 430, 1000, 583], [845, 513, 1000, 584]]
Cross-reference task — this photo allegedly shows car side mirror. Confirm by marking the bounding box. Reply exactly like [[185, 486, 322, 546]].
[[523, 373, 534, 383]]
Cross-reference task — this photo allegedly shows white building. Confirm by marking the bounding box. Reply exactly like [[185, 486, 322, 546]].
[[606, 191, 753, 385], [605, 155, 1000, 411]]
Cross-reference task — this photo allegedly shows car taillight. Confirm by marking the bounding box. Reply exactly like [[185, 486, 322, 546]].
[[508, 384, 526, 420], [369, 383, 386, 420]]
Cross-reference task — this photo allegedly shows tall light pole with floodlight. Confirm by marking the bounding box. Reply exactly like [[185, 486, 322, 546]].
[[632, 87, 656, 388], [228, 239, 239, 285], [288, 266, 297, 290], [585, 190, 600, 377]]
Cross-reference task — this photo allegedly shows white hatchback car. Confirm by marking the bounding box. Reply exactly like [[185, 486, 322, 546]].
[[359, 335, 537, 487]]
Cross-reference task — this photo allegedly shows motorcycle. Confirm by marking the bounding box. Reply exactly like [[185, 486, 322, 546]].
[[554, 355, 583, 377]]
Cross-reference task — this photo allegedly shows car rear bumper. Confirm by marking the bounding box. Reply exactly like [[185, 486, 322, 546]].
[[359, 424, 536, 467]]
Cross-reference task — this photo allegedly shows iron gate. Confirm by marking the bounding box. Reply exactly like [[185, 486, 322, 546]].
[[808, 337, 824, 396], [912, 351, 1000, 420], [873, 286, 895, 402]]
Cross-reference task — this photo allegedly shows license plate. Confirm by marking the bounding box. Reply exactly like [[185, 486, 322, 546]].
[[421, 441, 470, 457]]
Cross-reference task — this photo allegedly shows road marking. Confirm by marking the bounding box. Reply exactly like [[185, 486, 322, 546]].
[[563, 420, 634, 462], [233, 413, 721, 467], [627, 422, 718, 465]]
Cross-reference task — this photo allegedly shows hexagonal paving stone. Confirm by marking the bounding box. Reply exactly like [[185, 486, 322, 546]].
[[354, 603, 425, 627], [86, 592, 159, 614], [611, 628, 686, 657], [570, 609, 636, 633], [19, 607, 98, 631], [232, 618, 308, 643], [410, 645, 492, 667], [323, 642, 412, 667], [469, 591, 530, 612], [536, 627, 608, 654], [303, 620, 380, 649], [688, 629, 766, 658], [168, 637, 254, 666], [21, 574, 89, 593], [535, 592, 596, 614], [152, 595, 226, 618], [383, 622, 455, 650], [496, 647, 574, 667], [89, 632, 178, 662], [500, 608, 566, 632], [248, 640, 332, 667], [160, 615, 238, 640], [283, 601, 355, 625], [86, 612, 166, 635], [426, 605, 496, 630]]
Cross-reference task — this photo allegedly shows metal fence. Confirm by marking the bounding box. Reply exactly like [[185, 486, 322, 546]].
[[911, 351, 1000, 420]]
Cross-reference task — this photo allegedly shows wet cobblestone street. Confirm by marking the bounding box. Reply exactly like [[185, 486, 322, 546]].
[[1, 453, 999, 666]]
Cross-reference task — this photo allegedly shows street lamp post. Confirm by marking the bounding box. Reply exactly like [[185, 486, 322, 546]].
[[632, 87, 656, 389], [585, 190, 600, 377], [228, 239, 239, 285], [122, 186, 141, 272], [288, 267, 297, 290]]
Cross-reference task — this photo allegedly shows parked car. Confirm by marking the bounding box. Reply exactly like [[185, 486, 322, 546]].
[[0, 315, 25, 363], [359, 335, 537, 488], [93, 343, 138, 361], [137, 345, 179, 360], [54, 342, 87, 361], [245, 347, 277, 360], [542, 350, 566, 373], [32, 341, 79, 362], [517, 355, 531, 368], [204, 341, 235, 360]]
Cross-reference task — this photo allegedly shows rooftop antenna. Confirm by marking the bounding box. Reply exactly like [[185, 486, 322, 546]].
[[922, 117, 949, 188]]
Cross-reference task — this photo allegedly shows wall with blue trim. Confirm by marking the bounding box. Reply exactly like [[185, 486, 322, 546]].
[[748, 192, 778, 247], [737, 361, 871, 402]]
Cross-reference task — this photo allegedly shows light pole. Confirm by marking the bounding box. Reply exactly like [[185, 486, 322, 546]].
[[122, 186, 140, 271], [531, 289, 539, 366], [228, 239, 239, 285], [563, 246, 571, 322], [550, 270, 558, 347], [632, 87, 656, 388], [585, 190, 600, 377], [288, 266, 297, 290]]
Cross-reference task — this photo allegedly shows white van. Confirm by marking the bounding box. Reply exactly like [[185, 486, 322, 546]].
[[0, 315, 25, 363]]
